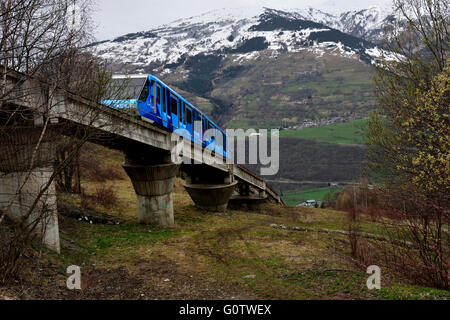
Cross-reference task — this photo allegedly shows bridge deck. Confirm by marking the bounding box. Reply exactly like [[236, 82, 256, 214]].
[[5, 69, 283, 204]]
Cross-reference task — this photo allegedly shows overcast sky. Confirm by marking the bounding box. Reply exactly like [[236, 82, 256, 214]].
[[92, 0, 393, 41]]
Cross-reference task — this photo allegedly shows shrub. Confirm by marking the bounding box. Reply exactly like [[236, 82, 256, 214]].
[[336, 190, 353, 210], [79, 144, 126, 182], [91, 186, 119, 208]]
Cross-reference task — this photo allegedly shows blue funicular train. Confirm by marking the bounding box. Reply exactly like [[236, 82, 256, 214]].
[[101, 74, 228, 159]]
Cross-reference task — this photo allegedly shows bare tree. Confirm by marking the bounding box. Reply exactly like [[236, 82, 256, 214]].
[[0, 0, 123, 283]]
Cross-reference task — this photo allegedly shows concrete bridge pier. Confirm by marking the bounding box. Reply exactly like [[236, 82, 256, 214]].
[[228, 182, 267, 211], [182, 164, 237, 212], [122, 153, 180, 226], [0, 136, 60, 253]]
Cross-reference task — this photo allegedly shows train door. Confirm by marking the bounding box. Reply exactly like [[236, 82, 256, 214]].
[[180, 101, 185, 131], [169, 93, 178, 130], [211, 125, 217, 153], [180, 101, 188, 138], [162, 86, 168, 128], [185, 106, 193, 141], [155, 83, 162, 124], [149, 80, 156, 113], [138, 79, 155, 120], [202, 117, 207, 147]]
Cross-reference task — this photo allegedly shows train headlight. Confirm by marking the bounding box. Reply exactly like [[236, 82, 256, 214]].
[[128, 103, 137, 108]]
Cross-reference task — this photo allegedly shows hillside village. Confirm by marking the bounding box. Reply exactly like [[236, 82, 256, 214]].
[[281, 115, 358, 130]]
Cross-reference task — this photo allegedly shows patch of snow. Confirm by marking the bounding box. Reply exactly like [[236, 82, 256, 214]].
[[92, 6, 394, 70]]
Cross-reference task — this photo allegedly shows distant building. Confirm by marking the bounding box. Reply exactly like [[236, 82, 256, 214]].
[[297, 200, 317, 208]]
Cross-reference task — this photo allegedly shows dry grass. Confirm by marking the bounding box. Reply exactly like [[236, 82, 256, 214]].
[[3, 145, 448, 300]]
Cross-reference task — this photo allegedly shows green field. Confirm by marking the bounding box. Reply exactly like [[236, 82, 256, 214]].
[[282, 186, 343, 206], [279, 119, 367, 145]]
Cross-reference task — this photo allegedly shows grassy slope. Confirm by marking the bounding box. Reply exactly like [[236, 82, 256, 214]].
[[214, 51, 376, 129], [283, 187, 343, 206], [161, 50, 377, 129], [3, 145, 448, 300], [216, 52, 372, 196], [280, 119, 367, 145]]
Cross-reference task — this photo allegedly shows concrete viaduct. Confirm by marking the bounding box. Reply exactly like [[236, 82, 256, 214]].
[[0, 70, 283, 253]]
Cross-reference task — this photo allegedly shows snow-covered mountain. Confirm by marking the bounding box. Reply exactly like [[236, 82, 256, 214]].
[[338, 6, 394, 42], [92, 5, 395, 72]]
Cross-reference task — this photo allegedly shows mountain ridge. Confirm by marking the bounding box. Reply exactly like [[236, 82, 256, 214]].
[[92, 5, 395, 73]]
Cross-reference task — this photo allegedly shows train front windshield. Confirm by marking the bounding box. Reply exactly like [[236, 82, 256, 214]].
[[103, 76, 149, 108]]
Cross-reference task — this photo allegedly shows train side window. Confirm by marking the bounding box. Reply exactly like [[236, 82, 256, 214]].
[[162, 87, 166, 113], [170, 95, 178, 115], [167, 95, 171, 114], [150, 80, 156, 110], [139, 79, 149, 102], [182, 102, 186, 124], [186, 108, 192, 124], [180, 101, 184, 124], [156, 85, 161, 105]]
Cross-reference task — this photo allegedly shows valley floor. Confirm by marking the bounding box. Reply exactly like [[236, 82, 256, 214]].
[[1, 175, 449, 300]]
